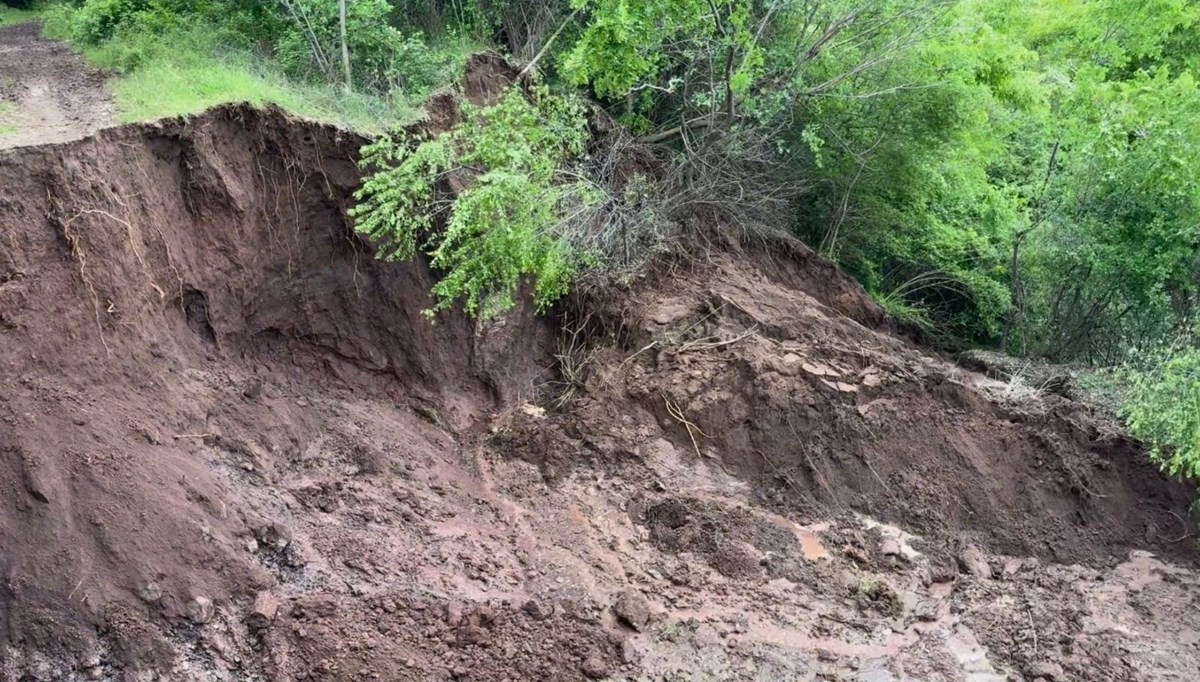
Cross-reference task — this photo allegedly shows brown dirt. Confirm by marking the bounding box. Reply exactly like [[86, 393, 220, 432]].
[[0, 22, 114, 150], [0, 98, 1197, 681]]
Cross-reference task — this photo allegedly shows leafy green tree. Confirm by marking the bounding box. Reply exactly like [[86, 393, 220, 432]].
[[1122, 346, 1200, 482], [351, 87, 594, 318], [276, 0, 435, 91]]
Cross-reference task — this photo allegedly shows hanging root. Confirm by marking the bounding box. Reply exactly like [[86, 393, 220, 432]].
[[552, 312, 599, 408], [663, 393, 708, 458], [47, 190, 110, 356]]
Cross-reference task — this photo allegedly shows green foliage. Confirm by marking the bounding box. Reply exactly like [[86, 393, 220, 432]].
[[1121, 345, 1200, 482], [351, 87, 594, 318], [274, 0, 452, 93], [0, 2, 39, 26], [41, 1, 452, 131], [71, 0, 166, 44], [101, 28, 419, 130], [786, 0, 1200, 356]]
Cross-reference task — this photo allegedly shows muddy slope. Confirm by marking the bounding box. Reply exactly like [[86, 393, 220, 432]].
[[0, 106, 1197, 682]]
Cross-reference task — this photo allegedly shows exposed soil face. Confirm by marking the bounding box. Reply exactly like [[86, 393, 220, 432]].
[[0, 22, 114, 149], [0, 103, 1197, 682]]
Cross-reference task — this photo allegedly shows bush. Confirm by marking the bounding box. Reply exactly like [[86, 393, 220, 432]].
[[1120, 345, 1200, 482], [71, 0, 179, 45], [274, 0, 448, 93], [351, 86, 594, 318]]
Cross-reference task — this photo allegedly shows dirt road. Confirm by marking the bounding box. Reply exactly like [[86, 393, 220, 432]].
[[0, 22, 113, 149]]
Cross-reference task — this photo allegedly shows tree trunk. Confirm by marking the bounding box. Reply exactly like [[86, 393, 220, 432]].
[[339, 0, 351, 92]]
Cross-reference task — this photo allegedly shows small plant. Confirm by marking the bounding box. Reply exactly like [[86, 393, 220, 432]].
[[351, 86, 595, 319], [853, 576, 883, 599], [656, 617, 699, 643]]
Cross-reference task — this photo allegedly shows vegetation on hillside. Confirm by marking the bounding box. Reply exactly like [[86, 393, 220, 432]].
[[19, 0, 1200, 491]]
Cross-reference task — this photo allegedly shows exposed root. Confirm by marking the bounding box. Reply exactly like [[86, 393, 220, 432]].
[[663, 393, 708, 458], [552, 312, 598, 408], [48, 189, 110, 356], [675, 325, 758, 354]]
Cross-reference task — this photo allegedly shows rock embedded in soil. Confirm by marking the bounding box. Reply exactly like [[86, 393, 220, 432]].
[[248, 591, 280, 631], [613, 589, 651, 632], [956, 545, 993, 579], [1027, 661, 1066, 680], [187, 595, 215, 624], [521, 599, 551, 620], [581, 655, 611, 679]]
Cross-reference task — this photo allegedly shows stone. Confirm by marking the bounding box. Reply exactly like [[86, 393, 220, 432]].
[[620, 637, 643, 664], [243, 380, 263, 400], [248, 591, 280, 631], [613, 589, 651, 632], [137, 581, 164, 604], [455, 625, 487, 647], [956, 545, 992, 579], [1027, 661, 1065, 680], [581, 655, 611, 679], [260, 523, 292, 553], [187, 596, 215, 624], [1001, 558, 1024, 579], [521, 599, 550, 620], [446, 601, 466, 627]]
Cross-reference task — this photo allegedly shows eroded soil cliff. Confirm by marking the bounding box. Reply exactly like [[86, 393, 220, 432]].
[[0, 105, 1197, 682]]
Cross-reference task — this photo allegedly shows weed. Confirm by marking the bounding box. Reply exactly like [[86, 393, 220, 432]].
[[656, 618, 699, 643], [852, 576, 882, 599]]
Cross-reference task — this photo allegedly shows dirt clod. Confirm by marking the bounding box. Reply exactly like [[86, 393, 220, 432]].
[[581, 655, 611, 679]]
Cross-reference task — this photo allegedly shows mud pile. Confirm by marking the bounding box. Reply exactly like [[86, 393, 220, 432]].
[[1, 106, 1197, 682]]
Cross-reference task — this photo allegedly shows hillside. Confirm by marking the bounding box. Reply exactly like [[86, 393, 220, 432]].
[[1, 101, 1197, 682]]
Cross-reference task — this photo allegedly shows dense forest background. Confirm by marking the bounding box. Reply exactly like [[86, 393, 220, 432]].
[[6, 0, 1200, 482]]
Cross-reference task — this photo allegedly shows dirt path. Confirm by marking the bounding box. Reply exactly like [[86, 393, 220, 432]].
[[0, 22, 114, 149]]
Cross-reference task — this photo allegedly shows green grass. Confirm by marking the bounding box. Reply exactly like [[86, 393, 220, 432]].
[[0, 101, 21, 135], [38, 9, 433, 134], [105, 50, 420, 133], [0, 6, 43, 27], [871, 289, 937, 335]]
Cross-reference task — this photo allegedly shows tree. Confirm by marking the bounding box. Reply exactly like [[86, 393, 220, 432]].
[[339, 0, 351, 92]]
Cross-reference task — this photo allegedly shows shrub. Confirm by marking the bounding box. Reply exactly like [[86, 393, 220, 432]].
[[71, 0, 179, 45], [1120, 346, 1200, 482], [275, 0, 448, 93], [351, 86, 594, 318]]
